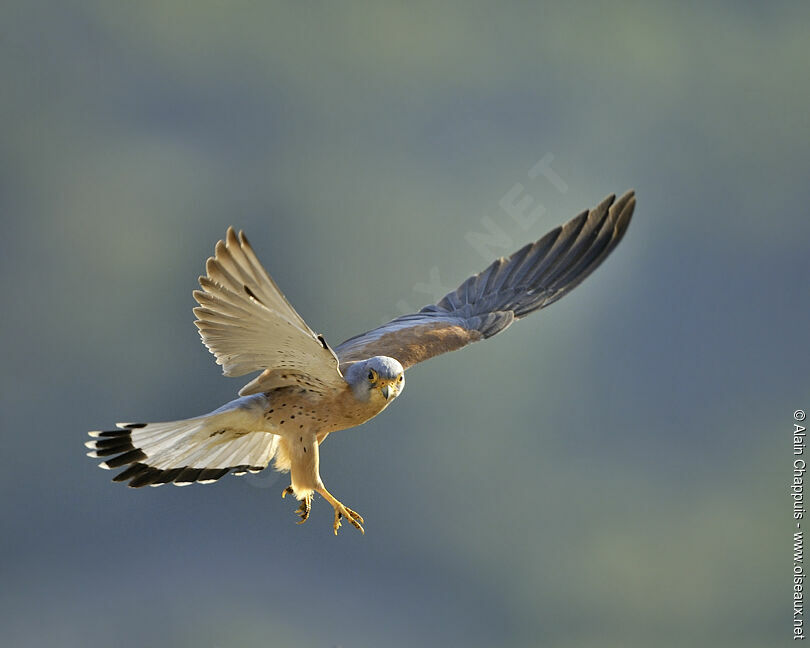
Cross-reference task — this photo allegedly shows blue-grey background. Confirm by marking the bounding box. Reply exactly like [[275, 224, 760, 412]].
[[1, 2, 806, 647]]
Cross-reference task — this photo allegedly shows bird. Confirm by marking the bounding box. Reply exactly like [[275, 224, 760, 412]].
[[87, 191, 635, 535]]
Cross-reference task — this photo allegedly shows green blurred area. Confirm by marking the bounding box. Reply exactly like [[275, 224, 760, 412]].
[[1, 2, 806, 647]]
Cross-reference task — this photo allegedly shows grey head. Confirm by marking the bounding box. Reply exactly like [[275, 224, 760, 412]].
[[344, 356, 405, 402]]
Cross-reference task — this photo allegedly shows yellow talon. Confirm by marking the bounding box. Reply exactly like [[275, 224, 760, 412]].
[[295, 494, 312, 524], [333, 503, 364, 535], [283, 487, 313, 525], [314, 485, 364, 535]]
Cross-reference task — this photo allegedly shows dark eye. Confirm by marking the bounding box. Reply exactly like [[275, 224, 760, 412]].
[[368, 370, 375, 381], [398, 375, 403, 382]]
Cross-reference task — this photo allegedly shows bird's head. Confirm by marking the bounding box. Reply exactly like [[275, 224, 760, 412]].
[[345, 356, 405, 403]]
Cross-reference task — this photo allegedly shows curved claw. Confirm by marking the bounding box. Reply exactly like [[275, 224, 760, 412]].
[[283, 486, 312, 525], [333, 503, 364, 535], [344, 508, 364, 525], [296, 495, 312, 525]]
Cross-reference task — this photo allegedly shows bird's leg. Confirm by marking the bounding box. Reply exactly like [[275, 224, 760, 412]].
[[281, 485, 312, 524], [286, 432, 363, 534], [316, 484, 364, 535]]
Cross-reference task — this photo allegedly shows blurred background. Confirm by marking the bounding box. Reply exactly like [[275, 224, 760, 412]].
[[1, 2, 807, 647]]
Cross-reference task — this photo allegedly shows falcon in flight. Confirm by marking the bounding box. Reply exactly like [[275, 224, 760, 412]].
[[87, 191, 635, 534]]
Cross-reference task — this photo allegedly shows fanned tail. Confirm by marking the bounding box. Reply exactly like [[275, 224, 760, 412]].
[[85, 395, 279, 488]]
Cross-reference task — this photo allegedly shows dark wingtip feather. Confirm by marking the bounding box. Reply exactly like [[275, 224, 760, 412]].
[[509, 190, 635, 316], [611, 190, 636, 240], [102, 449, 147, 469], [96, 429, 130, 438], [112, 462, 149, 483], [129, 466, 164, 488], [93, 440, 136, 457], [175, 467, 204, 484], [198, 468, 231, 483], [109, 461, 248, 488]]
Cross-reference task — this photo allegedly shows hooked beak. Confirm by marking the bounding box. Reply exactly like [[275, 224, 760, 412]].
[[381, 384, 394, 400]]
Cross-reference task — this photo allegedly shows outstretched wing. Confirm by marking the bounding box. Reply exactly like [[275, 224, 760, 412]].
[[335, 191, 635, 370], [193, 227, 344, 395]]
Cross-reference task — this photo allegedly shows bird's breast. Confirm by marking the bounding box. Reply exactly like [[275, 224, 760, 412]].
[[263, 384, 390, 435], [321, 386, 392, 432]]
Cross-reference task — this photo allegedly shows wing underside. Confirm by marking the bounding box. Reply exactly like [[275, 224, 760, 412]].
[[193, 227, 344, 394]]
